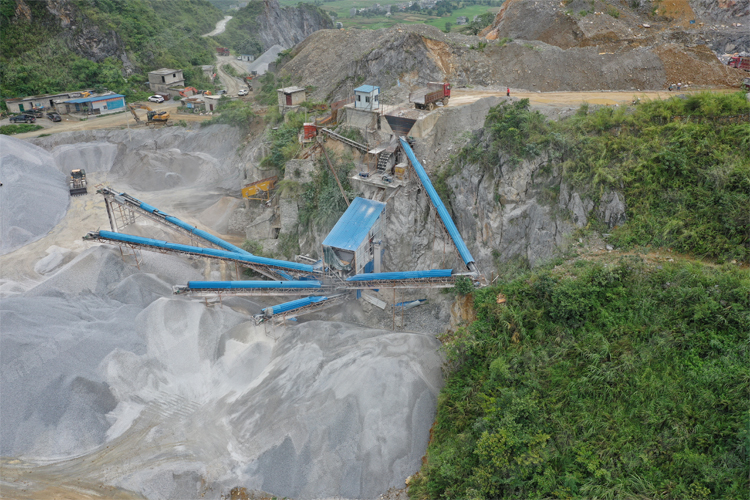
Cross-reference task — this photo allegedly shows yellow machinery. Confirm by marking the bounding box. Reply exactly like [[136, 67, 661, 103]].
[[242, 176, 277, 200], [128, 103, 170, 125]]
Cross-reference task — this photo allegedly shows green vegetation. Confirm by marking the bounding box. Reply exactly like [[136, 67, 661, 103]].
[[276, 0, 501, 31], [411, 257, 750, 499], [456, 93, 750, 263], [200, 98, 257, 129], [299, 151, 356, 231], [0, 0, 222, 98], [0, 123, 43, 135], [213, 1, 265, 56], [259, 110, 305, 171]]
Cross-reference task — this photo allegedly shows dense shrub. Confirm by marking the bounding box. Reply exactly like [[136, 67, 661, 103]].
[[411, 258, 750, 499]]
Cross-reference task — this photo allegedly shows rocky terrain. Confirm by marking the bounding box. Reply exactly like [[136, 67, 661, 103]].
[[255, 0, 334, 50], [279, 1, 747, 101]]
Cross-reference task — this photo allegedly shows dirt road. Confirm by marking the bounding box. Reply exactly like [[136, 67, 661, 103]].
[[216, 55, 249, 96], [447, 88, 721, 108], [7, 100, 213, 140], [203, 15, 232, 37]]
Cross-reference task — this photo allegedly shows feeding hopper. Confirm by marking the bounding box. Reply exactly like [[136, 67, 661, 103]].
[[384, 114, 416, 137]]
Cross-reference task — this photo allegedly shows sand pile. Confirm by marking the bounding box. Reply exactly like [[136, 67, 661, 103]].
[[0, 136, 69, 255]]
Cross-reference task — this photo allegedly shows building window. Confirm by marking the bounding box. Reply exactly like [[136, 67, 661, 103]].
[[374, 94, 379, 101], [357, 94, 361, 101], [162, 76, 165, 83], [365, 96, 370, 103]]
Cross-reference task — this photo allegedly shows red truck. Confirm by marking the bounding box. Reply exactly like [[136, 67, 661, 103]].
[[217, 47, 230, 56], [411, 82, 451, 110], [728, 56, 750, 72]]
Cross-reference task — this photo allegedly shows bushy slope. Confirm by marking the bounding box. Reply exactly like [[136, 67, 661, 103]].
[[454, 92, 750, 262], [411, 92, 750, 499], [411, 257, 749, 499], [0, 0, 222, 98]]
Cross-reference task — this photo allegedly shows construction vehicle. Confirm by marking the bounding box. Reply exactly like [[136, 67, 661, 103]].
[[179, 87, 198, 97], [410, 82, 451, 110], [728, 56, 750, 71], [128, 103, 169, 126], [217, 47, 230, 56], [69, 169, 88, 196]]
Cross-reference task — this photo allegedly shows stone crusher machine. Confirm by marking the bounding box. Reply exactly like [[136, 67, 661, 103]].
[[69, 169, 88, 196]]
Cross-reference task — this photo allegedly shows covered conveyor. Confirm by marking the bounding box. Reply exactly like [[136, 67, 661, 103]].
[[174, 280, 332, 297], [98, 187, 252, 255], [85, 230, 316, 280], [398, 139, 478, 274], [256, 293, 352, 324]]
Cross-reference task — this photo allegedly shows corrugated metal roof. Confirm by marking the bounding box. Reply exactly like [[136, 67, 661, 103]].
[[354, 85, 379, 93], [64, 94, 125, 104], [346, 269, 452, 281], [400, 138, 475, 268], [322, 197, 385, 251]]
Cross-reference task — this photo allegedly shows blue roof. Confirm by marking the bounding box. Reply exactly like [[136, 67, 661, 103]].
[[354, 85, 379, 94], [322, 197, 385, 251], [400, 138, 475, 268], [64, 94, 125, 104]]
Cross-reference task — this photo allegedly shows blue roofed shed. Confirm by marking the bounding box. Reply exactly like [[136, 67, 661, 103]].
[[354, 84, 379, 111], [57, 94, 126, 116], [322, 197, 385, 274]]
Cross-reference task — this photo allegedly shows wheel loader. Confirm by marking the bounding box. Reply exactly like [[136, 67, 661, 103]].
[[69, 169, 88, 196]]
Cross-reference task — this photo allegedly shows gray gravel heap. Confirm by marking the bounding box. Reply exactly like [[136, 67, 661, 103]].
[[0, 135, 69, 255]]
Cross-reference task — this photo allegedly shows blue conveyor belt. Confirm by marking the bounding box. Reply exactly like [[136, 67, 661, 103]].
[[346, 269, 452, 281], [398, 139, 475, 269], [97, 230, 314, 273], [262, 296, 329, 315], [188, 280, 321, 290], [126, 194, 252, 256]]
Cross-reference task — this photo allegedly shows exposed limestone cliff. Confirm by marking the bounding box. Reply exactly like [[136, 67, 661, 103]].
[[255, 0, 333, 50]]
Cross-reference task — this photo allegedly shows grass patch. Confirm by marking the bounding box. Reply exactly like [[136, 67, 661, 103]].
[[0, 124, 44, 135], [454, 93, 750, 263], [410, 257, 750, 499]]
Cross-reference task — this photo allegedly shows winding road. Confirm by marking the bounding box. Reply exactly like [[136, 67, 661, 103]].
[[203, 15, 232, 37]]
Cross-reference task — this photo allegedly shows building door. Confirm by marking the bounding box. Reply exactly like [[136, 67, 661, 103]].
[[19, 104, 24, 112], [286, 94, 292, 105], [209, 103, 214, 111]]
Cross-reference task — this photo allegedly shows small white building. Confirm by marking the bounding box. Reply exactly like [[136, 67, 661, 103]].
[[5, 91, 91, 114], [277, 86, 307, 114], [148, 68, 185, 93], [354, 85, 380, 111]]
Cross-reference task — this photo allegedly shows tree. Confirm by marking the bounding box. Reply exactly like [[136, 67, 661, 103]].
[[444, 21, 453, 32]]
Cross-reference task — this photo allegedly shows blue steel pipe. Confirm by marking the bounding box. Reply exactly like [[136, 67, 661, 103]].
[[126, 194, 252, 256], [97, 230, 315, 273], [398, 139, 476, 271]]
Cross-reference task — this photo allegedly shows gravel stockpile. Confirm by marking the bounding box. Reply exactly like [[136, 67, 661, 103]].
[[0, 246, 205, 458], [0, 136, 69, 255]]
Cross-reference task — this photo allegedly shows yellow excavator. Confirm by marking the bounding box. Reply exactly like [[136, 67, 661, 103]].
[[128, 103, 169, 126]]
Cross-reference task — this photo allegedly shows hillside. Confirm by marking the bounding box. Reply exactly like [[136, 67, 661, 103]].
[[0, 0, 223, 98], [408, 92, 750, 499]]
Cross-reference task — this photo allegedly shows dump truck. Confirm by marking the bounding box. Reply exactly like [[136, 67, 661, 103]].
[[728, 56, 750, 71], [69, 169, 88, 196], [410, 82, 451, 111], [217, 47, 230, 56]]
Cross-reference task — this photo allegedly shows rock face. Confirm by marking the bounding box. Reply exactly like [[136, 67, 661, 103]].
[[255, 0, 333, 50], [690, 0, 750, 23]]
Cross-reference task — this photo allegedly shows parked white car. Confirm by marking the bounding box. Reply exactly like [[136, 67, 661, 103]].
[[238, 89, 248, 96], [148, 95, 165, 103]]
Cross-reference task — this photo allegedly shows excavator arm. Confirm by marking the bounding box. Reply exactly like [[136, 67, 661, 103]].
[[128, 103, 169, 125]]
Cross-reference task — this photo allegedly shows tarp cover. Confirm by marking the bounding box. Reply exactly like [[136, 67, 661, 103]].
[[187, 280, 321, 289]]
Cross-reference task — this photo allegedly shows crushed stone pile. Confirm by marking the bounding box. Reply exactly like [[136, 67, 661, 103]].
[[2, 240, 443, 499], [0, 136, 69, 255]]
